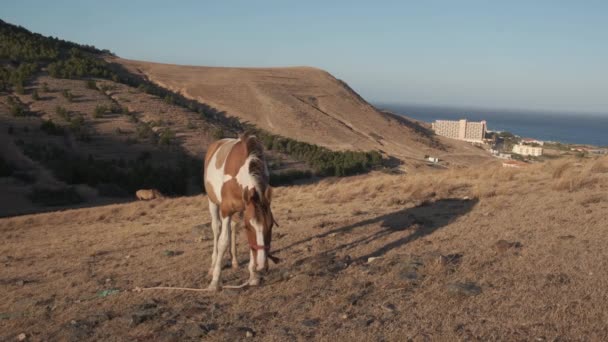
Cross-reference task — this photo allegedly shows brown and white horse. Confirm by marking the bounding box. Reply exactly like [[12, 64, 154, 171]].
[[203, 134, 277, 291]]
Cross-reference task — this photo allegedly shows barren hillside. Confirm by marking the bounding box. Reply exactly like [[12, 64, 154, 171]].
[[1, 157, 607, 340], [116, 58, 489, 166]]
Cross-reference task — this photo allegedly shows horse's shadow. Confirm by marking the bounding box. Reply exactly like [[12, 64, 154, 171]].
[[278, 198, 478, 264]]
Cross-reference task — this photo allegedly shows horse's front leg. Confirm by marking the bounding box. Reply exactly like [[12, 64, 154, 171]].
[[248, 250, 260, 286], [208, 214, 231, 291]]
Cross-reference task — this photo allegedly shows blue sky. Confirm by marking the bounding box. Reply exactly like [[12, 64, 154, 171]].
[[4, 1, 608, 114]]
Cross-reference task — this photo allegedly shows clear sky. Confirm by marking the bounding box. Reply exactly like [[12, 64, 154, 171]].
[[4, 0, 608, 114]]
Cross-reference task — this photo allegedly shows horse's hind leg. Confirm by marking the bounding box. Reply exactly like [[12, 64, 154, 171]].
[[208, 200, 221, 276]]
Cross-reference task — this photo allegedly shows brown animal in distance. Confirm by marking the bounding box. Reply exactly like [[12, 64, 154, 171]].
[[135, 189, 164, 200]]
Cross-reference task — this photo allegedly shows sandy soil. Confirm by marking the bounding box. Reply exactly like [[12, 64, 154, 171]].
[[1, 157, 607, 341]]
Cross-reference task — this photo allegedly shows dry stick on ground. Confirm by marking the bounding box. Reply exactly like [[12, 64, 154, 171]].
[[134, 281, 251, 293]]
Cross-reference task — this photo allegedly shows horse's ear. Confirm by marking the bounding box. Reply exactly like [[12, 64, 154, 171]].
[[264, 186, 273, 204]]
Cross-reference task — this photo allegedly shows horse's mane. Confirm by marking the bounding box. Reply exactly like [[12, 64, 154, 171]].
[[240, 134, 269, 197]]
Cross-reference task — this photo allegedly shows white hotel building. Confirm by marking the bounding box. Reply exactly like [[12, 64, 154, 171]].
[[432, 119, 487, 143], [512, 144, 543, 156]]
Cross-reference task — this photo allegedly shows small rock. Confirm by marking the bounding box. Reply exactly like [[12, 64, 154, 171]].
[[125, 255, 131, 259], [367, 257, 382, 263], [17, 333, 26, 341], [446, 282, 482, 297], [340, 313, 348, 319], [381, 303, 396, 313], [105, 278, 112, 283], [245, 331, 254, 338], [16, 280, 24, 286]]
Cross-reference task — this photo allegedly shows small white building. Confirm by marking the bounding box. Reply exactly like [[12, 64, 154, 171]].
[[427, 156, 439, 163], [512, 144, 543, 156]]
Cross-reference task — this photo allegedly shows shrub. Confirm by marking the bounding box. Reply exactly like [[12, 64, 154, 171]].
[[136, 122, 156, 140], [85, 79, 97, 90], [20, 142, 197, 196], [55, 105, 69, 120], [10, 103, 25, 117], [41, 83, 49, 92], [14, 82, 24, 94], [28, 186, 83, 206], [158, 128, 175, 146], [31, 89, 39, 100], [61, 89, 73, 102], [40, 120, 65, 135], [269, 170, 313, 186], [94, 105, 107, 118], [212, 128, 224, 140], [0, 157, 15, 177]]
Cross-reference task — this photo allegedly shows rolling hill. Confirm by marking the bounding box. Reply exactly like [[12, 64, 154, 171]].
[[116, 58, 490, 167]]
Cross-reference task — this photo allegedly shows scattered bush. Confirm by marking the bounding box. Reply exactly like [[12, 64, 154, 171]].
[[14, 82, 24, 94], [257, 131, 383, 177], [270, 169, 313, 186], [20, 142, 198, 196], [61, 89, 73, 102], [0, 157, 15, 177], [212, 128, 225, 140], [55, 105, 69, 120], [40, 120, 65, 135], [158, 128, 175, 146], [85, 79, 97, 90], [136, 122, 156, 141], [28, 186, 83, 206], [31, 89, 39, 100], [94, 105, 107, 118]]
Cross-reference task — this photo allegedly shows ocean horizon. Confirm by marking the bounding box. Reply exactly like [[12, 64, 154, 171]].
[[377, 103, 608, 147]]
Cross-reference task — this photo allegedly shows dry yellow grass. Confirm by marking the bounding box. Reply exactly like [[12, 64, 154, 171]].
[[1, 158, 607, 340]]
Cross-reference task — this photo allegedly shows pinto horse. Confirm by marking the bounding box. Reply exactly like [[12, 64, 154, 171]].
[[203, 134, 278, 291]]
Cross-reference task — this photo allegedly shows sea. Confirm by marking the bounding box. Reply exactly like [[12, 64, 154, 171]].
[[378, 103, 608, 147]]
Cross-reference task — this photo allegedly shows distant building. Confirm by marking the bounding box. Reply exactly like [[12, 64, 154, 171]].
[[512, 144, 543, 156], [427, 156, 439, 163], [432, 119, 486, 143], [498, 153, 512, 159]]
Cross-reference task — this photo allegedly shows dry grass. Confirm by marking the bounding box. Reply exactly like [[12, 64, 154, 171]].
[[1, 158, 608, 340]]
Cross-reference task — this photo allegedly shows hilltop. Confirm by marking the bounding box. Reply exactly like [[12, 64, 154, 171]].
[[117, 58, 489, 166]]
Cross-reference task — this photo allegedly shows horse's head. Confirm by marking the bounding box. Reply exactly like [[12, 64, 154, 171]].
[[243, 186, 278, 272]]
